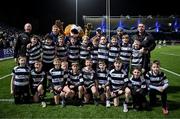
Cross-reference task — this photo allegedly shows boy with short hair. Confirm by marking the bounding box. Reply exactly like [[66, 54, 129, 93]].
[[98, 36, 109, 65], [30, 60, 47, 107], [119, 34, 132, 74], [48, 58, 66, 107], [146, 60, 169, 115], [129, 68, 147, 111], [96, 60, 110, 107], [26, 35, 42, 69], [107, 57, 131, 112], [56, 34, 67, 60], [42, 34, 55, 72], [80, 58, 99, 105], [80, 35, 91, 68], [67, 62, 84, 106], [11, 56, 31, 104], [108, 35, 120, 69]]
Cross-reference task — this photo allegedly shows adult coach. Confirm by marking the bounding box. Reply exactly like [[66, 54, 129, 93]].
[[14, 23, 32, 62], [132, 23, 156, 74]]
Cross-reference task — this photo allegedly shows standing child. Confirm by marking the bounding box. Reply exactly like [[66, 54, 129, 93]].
[[80, 58, 99, 105], [48, 58, 66, 107], [129, 68, 147, 111], [61, 60, 74, 101], [42, 34, 55, 72], [10, 56, 31, 104], [80, 35, 91, 68], [96, 60, 110, 107], [146, 60, 169, 115], [108, 35, 120, 69], [90, 37, 99, 70], [67, 62, 84, 106], [26, 35, 42, 69], [107, 57, 131, 112], [30, 60, 47, 107], [119, 34, 132, 74], [56, 34, 67, 60], [98, 36, 109, 65], [67, 36, 79, 64], [131, 39, 145, 74]]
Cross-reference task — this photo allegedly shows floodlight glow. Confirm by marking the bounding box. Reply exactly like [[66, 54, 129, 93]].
[[155, 21, 160, 32], [101, 18, 106, 33], [118, 20, 123, 28]]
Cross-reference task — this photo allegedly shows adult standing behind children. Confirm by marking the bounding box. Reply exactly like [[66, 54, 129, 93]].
[[14, 23, 32, 62], [132, 23, 156, 74]]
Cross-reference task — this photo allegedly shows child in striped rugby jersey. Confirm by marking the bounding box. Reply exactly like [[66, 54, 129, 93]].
[[11, 56, 31, 104], [30, 60, 47, 107], [26, 35, 42, 69], [146, 60, 169, 115]]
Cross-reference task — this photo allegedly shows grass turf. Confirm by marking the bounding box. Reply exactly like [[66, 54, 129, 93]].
[[0, 45, 180, 118]]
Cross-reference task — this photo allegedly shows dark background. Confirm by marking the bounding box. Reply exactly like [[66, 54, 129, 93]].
[[0, 0, 179, 34]]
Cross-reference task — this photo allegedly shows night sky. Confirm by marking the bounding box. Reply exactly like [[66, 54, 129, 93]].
[[0, 0, 179, 34]]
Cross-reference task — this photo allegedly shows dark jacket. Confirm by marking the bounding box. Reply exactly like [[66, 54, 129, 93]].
[[132, 31, 156, 53], [14, 32, 31, 58]]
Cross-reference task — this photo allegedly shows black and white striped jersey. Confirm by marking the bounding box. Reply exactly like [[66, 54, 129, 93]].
[[48, 68, 65, 87], [145, 71, 168, 88], [68, 70, 81, 86], [98, 44, 109, 61], [119, 43, 132, 64], [108, 68, 128, 91], [96, 69, 108, 85], [129, 76, 146, 90], [42, 43, 55, 64], [90, 45, 98, 64], [56, 44, 67, 59], [80, 67, 96, 86], [26, 42, 42, 65], [30, 69, 46, 87], [68, 44, 79, 62], [12, 66, 30, 86], [131, 48, 143, 68], [80, 43, 90, 60], [108, 44, 120, 63]]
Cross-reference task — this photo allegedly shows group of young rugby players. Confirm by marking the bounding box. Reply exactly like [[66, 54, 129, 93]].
[[10, 23, 169, 115]]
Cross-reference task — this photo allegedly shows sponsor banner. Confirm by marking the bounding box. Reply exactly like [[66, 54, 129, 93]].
[[0, 48, 14, 59]]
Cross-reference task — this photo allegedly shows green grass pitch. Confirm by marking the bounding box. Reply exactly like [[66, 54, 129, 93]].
[[0, 45, 180, 118]]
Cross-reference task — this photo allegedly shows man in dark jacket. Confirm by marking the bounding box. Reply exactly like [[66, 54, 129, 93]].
[[14, 23, 32, 62], [132, 23, 156, 74]]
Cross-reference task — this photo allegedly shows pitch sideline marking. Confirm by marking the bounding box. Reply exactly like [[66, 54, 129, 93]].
[[160, 52, 180, 57], [160, 67, 180, 77], [0, 74, 11, 80], [0, 98, 14, 102]]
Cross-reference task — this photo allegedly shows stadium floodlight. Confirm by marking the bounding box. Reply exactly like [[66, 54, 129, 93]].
[[169, 15, 175, 19], [101, 17, 106, 33], [147, 15, 153, 19], [174, 18, 179, 32], [118, 20, 123, 28], [155, 21, 160, 32], [126, 15, 130, 19], [137, 18, 141, 26]]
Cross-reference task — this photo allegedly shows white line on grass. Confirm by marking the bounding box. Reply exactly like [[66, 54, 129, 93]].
[[0, 74, 11, 80], [0, 57, 13, 61], [160, 52, 180, 57], [0, 98, 14, 102], [161, 67, 180, 77]]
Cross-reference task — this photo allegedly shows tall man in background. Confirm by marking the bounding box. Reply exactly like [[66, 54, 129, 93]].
[[14, 23, 32, 62], [132, 23, 156, 74]]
